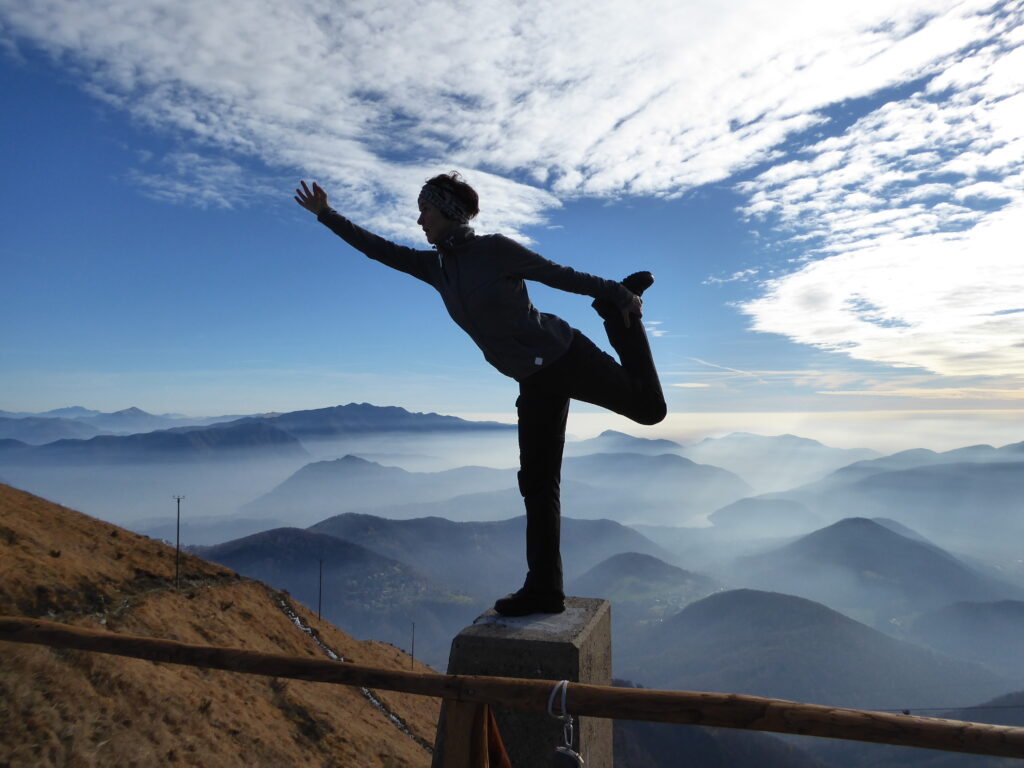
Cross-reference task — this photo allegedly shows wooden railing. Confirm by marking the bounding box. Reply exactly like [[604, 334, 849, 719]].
[[2, 616, 1023, 761]]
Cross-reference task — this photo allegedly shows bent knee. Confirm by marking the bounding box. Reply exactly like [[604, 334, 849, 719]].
[[633, 400, 667, 426]]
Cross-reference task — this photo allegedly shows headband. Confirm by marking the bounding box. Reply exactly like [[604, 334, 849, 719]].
[[418, 183, 470, 224]]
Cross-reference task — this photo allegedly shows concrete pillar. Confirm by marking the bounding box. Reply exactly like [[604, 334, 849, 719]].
[[432, 597, 612, 768]]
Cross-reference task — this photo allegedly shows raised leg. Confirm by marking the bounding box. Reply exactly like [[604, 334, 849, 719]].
[[586, 272, 666, 425]]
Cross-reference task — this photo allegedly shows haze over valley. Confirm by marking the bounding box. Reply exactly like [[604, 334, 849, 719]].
[[4, 401, 1024, 767]]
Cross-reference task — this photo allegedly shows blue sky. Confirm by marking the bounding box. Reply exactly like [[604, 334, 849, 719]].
[[2, 0, 1023, 451]]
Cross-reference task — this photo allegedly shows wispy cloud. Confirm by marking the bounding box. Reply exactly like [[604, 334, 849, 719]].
[[683, 358, 771, 385], [704, 268, 761, 285], [127, 152, 280, 208], [812, 369, 1024, 400], [666, 363, 875, 393], [736, 3, 1024, 383], [821, 386, 1024, 399], [667, 359, 1024, 403], [1, 0, 1009, 243], [643, 320, 667, 338]]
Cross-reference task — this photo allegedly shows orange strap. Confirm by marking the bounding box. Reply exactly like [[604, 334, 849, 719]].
[[442, 700, 512, 768]]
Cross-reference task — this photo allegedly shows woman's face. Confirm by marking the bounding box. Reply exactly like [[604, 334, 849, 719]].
[[417, 201, 454, 245]]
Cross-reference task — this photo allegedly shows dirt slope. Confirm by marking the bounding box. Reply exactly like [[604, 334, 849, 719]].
[[0, 483, 440, 767]]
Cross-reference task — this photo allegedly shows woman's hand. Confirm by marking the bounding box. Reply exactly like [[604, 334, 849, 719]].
[[622, 294, 643, 328], [294, 180, 329, 215]]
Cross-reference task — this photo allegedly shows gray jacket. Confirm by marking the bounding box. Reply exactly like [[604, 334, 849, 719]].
[[317, 209, 634, 380]]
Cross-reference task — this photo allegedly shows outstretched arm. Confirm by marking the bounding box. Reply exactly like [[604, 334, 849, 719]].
[[293, 179, 436, 285]]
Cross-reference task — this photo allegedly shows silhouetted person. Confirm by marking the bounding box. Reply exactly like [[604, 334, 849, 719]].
[[295, 174, 666, 616]]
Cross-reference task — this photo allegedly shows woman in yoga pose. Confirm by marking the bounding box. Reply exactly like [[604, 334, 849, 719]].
[[295, 173, 666, 616]]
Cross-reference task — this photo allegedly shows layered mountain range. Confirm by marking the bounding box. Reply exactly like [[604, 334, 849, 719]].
[[5, 401, 1024, 766], [730, 517, 1024, 628], [0, 403, 513, 462]]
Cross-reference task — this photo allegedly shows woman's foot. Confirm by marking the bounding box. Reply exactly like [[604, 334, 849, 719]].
[[592, 271, 654, 320], [493, 589, 566, 617], [622, 271, 654, 297]]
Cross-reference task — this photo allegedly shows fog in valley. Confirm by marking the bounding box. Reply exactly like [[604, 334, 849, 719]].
[[4, 403, 1024, 766]]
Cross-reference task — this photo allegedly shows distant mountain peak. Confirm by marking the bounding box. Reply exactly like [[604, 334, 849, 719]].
[[788, 516, 921, 553], [675, 588, 849, 629], [566, 430, 683, 454], [890, 447, 938, 459], [822, 516, 877, 530], [237, 402, 514, 437], [338, 454, 378, 465], [40, 406, 101, 418], [581, 551, 695, 582], [696, 432, 826, 448]]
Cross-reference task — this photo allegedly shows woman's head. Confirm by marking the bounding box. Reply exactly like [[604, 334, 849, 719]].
[[417, 171, 479, 245]]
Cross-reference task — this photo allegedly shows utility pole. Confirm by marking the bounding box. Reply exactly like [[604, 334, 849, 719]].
[[318, 559, 323, 620], [173, 495, 185, 590], [411, 622, 415, 670]]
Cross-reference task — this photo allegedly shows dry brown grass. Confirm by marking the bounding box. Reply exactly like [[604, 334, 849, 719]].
[[0, 483, 440, 767]]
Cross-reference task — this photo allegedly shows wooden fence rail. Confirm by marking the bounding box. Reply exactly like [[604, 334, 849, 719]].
[[2, 616, 1023, 760]]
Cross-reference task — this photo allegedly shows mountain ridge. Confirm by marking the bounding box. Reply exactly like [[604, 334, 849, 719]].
[[1, 420, 309, 464], [230, 402, 515, 437], [621, 588, 1009, 710]]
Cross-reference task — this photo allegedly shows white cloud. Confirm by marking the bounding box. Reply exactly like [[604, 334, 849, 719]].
[[736, 4, 1024, 383], [742, 202, 1024, 377], [0, 0, 1009, 244]]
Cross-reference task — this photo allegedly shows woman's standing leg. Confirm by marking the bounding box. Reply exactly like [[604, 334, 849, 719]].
[[494, 371, 571, 616]]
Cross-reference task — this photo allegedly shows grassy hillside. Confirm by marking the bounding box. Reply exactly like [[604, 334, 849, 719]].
[[0, 483, 438, 767]]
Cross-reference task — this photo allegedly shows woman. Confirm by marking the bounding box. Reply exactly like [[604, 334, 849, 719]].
[[295, 173, 666, 617]]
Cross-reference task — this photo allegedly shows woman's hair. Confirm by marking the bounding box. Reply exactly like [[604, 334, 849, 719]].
[[425, 171, 480, 220]]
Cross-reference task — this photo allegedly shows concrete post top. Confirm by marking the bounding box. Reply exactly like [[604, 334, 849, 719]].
[[438, 596, 614, 768], [462, 597, 610, 646]]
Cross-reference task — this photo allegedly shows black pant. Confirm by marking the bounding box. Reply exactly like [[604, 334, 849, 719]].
[[515, 315, 666, 598]]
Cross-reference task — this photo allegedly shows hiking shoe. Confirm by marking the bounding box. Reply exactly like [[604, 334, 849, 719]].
[[622, 271, 654, 297], [493, 590, 565, 617]]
